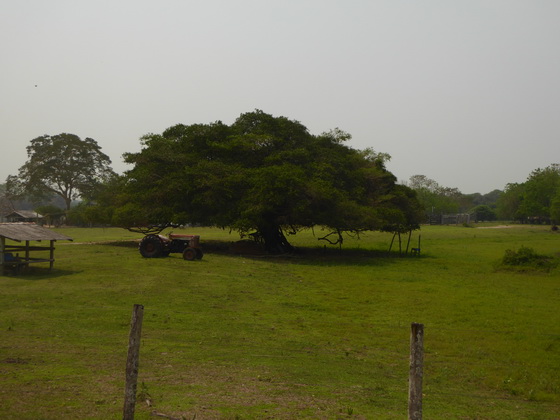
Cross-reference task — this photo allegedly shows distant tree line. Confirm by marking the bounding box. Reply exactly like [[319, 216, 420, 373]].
[[406, 164, 560, 225], [405, 175, 502, 222]]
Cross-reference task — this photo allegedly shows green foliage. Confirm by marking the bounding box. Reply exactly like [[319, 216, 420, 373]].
[[66, 202, 113, 227], [519, 165, 560, 219], [6, 133, 115, 210], [34, 204, 65, 226], [499, 246, 557, 272], [551, 190, 560, 223], [115, 110, 423, 252], [408, 178, 503, 222], [497, 164, 560, 223], [407, 174, 462, 218], [497, 182, 525, 220], [467, 189, 503, 206], [470, 204, 497, 222]]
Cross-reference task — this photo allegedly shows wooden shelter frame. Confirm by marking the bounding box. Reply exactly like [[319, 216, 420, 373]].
[[0, 223, 72, 275]]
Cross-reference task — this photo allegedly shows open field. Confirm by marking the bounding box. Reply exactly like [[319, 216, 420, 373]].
[[1, 224, 559, 419]]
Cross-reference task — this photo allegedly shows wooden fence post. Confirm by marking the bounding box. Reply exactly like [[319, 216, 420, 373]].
[[408, 322, 424, 420], [1, 237, 5, 276], [123, 304, 144, 420]]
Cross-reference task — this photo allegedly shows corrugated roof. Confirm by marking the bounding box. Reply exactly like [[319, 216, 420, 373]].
[[0, 223, 73, 242], [5, 210, 44, 219]]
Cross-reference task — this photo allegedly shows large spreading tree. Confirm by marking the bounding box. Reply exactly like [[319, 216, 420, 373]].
[[6, 133, 114, 211], [111, 110, 423, 253]]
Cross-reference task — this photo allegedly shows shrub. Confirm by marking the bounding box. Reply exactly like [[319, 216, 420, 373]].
[[500, 246, 557, 272]]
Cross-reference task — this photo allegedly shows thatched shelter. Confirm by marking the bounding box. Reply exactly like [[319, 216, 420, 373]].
[[0, 223, 72, 275]]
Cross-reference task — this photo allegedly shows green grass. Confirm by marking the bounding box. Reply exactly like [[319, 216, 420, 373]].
[[1, 224, 559, 419]]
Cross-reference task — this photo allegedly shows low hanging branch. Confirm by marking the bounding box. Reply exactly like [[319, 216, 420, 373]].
[[318, 229, 344, 246], [318, 229, 364, 248], [125, 223, 181, 235]]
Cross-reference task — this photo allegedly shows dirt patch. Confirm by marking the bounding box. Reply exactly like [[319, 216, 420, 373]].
[[475, 225, 515, 229], [475, 225, 555, 229], [3, 357, 29, 364]]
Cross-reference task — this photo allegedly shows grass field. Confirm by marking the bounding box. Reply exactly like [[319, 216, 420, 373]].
[[1, 224, 559, 419]]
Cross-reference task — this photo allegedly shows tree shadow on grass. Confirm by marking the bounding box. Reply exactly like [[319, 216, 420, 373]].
[[285, 247, 427, 267], [1, 266, 82, 279], [199, 239, 426, 267], [95, 239, 430, 267], [79, 240, 139, 248]]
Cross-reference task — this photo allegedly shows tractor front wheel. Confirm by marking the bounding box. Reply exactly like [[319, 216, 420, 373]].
[[183, 247, 198, 261]]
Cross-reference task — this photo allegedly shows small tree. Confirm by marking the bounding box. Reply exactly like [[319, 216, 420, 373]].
[[6, 133, 114, 211]]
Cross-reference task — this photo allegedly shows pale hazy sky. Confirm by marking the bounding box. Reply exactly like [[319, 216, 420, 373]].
[[2, 1, 559, 194]]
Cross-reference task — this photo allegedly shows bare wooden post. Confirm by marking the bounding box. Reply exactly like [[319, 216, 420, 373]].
[[123, 304, 144, 420], [405, 230, 412, 254], [49, 240, 55, 270], [408, 323, 424, 420], [0, 237, 5, 276]]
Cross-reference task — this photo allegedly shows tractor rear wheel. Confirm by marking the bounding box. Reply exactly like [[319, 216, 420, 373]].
[[139, 235, 166, 258]]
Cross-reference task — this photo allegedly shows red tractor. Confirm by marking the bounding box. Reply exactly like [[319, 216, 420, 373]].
[[139, 233, 203, 260]]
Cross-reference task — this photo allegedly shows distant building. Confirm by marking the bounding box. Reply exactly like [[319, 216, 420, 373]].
[[4, 210, 44, 224], [429, 213, 471, 225]]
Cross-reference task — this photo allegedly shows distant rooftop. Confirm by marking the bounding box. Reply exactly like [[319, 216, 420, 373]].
[[0, 223, 72, 242], [4, 210, 43, 219]]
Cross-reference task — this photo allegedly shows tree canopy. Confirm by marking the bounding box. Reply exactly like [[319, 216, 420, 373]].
[[407, 174, 463, 218], [107, 110, 423, 252], [6, 133, 114, 211], [470, 204, 497, 222]]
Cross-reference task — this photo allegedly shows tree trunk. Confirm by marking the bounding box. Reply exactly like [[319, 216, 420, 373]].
[[258, 224, 294, 254], [64, 196, 72, 211]]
